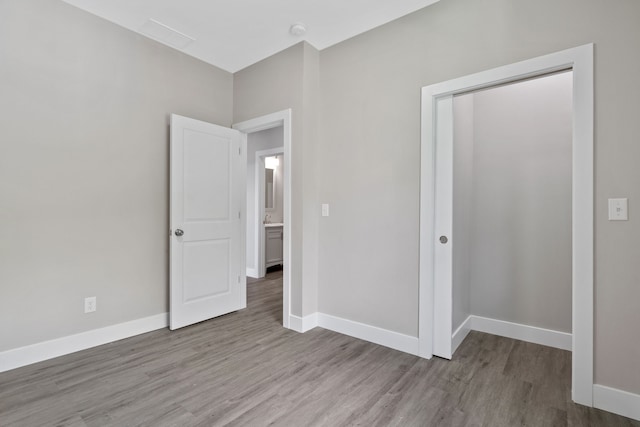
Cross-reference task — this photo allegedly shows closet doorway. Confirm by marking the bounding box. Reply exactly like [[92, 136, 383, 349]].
[[419, 45, 594, 406], [446, 70, 574, 357]]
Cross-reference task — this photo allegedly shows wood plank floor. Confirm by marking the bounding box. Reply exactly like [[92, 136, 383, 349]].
[[1, 270, 638, 426]]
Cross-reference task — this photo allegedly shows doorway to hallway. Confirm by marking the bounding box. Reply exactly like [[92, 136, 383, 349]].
[[233, 110, 293, 330]]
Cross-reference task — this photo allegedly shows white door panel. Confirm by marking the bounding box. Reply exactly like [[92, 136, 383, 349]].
[[183, 240, 230, 302], [170, 114, 246, 330], [433, 96, 454, 359], [183, 131, 230, 221]]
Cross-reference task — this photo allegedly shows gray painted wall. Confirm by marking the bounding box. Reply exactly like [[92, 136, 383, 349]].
[[233, 42, 320, 317], [317, 0, 640, 394], [0, 0, 232, 351], [453, 73, 573, 335]]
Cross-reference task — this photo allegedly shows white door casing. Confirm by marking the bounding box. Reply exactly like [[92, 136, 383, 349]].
[[420, 44, 593, 405], [170, 114, 247, 330]]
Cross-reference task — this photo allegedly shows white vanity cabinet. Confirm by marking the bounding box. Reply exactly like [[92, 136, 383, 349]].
[[265, 224, 283, 268]]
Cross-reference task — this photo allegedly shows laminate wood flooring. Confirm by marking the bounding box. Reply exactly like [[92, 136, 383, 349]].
[[1, 270, 638, 426]]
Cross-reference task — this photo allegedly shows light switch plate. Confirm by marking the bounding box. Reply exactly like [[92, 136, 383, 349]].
[[608, 198, 628, 221], [321, 203, 329, 217]]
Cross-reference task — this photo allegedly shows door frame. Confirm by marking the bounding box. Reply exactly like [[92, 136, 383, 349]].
[[255, 147, 284, 277], [419, 44, 594, 405], [233, 109, 293, 329]]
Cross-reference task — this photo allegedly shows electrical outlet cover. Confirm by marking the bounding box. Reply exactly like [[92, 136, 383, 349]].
[[84, 296, 97, 313]]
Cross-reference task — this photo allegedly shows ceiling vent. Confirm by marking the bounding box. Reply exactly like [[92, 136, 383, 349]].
[[139, 19, 195, 49]]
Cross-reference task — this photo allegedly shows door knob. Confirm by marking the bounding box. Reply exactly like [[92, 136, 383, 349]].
[[439, 235, 448, 244], [175, 229, 184, 237]]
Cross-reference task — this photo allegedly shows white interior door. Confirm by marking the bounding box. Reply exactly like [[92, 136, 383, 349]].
[[170, 114, 246, 330], [433, 95, 454, 359]]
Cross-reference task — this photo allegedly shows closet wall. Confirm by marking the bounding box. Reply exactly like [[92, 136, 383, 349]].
[[453, 72, 573, 334]]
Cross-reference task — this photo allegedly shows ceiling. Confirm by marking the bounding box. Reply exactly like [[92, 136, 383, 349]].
[[61, 0, 440, 73]]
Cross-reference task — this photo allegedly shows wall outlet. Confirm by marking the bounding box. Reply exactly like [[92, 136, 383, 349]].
[[84, 296, 97, 313]]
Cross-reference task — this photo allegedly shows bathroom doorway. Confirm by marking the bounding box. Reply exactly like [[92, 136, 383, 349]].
[[256, 150, 284, 278]]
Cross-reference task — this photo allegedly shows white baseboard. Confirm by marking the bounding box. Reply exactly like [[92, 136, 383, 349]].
[[289, 312, 420, 356], [0, 313, 168, 373], [303, 313, 319, 332], [593, 384, 640, 421], [246, 267, 259, 279], [288, 313, 318, 333], [288, 315, 302, 332], [468, 315, 572, 351], [317, 313, 419, 356], [452, 316, 472, 355]]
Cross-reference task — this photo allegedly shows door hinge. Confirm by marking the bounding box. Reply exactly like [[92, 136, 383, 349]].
[[238, 147, 241, 155], [238, 211, 241, 219], [237, 275, 240, 284]]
